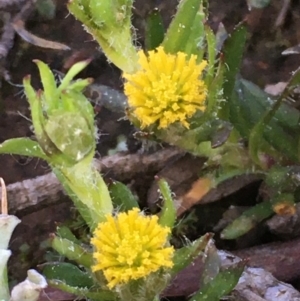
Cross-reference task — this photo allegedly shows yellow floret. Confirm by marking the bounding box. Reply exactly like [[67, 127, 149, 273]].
[[91, 208, 174, 289], [123, 46, 207, 129]]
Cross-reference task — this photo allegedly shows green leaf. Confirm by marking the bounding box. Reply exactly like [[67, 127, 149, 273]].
[[235, 79, 300, 162], [221, 202, 273, 239], [56, 226, 80, 243], [199, 240, 221, 287], [222, 23, 247, 120], [34, 60, 58, 113], [108, 181, 139, 211], [58, 60, 91, 94], [157, 179, 176, 228], [23, 76, 46, 139], [145, 8, 165, 50], [192, 263, 244, 301], [183, 3, 206, 58], [248, 67, 300, 165], [67, 78, 93, 92], [0, 138, 47, 159], [51, 235, 93, 268], [42, 262, 94, 288], [48, 279, 115, 301], [162, 0, 203, 54], [204, 25, 216, 85], [205, 60, 224, 116], [171, 233, 212, 276]]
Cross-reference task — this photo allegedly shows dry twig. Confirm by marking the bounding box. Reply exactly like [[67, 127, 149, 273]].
[[1, 147, 182, 215]]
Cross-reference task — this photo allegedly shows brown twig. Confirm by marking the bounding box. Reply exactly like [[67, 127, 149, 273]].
[[11, 0, 70, 51], [1, 147, 182, 215], [275, 0, 291, 27]]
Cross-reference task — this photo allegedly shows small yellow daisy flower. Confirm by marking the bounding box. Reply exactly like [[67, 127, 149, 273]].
[[91, 208, 174, 289], [123, 46, 207, 129]]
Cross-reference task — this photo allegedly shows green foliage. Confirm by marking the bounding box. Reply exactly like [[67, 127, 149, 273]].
[[0, 138, 46, 159], [3, 0, 300, 299], [235, 78, 300, 163], [157, 179, 176, 229], [193, 264, 244, 300], [68, 0, 138, 73], [42, 262, 94, 288], [51, 235, 93, 268], [162, 0, 205, 56], [221, 202, 273, 239], [108, 180, 139, 211], [48, 280, 115, 300], [145, 9, 165, 50], [0, 61, 113, 229], [222, 24, 247, 120], [171, 233, 213, 276]]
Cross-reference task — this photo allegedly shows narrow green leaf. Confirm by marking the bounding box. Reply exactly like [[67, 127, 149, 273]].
[[162, 0, 203, 54], [204, 25, 216, 85], [222, 23, 247, 119], [183, 4, 206, 58], [56, 226, 80, 243], [58, 60, 91, 94], [248, 68, 300, 165], [221, 202, 273, 239], [157, 179, 176, 228], [192, 263, 244, 301], [206, 60, 224, 115], [34, 60, 58, 112], [108, 181, 139, 211], [145, 8, 165, 50], [232, 78, 300, 162], [0, 138, 47, 159], [23, 75, 45, 139], [67, 78, 93, 92], [48, 279, 115, 300], [171, 233, 212, 276], [42, 262, 94, 288], [199, 240, 221, 287], [51, 236, 93, 268]]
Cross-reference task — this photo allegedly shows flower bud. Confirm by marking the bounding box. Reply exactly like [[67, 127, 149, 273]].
[[23, 60, 96, 166]]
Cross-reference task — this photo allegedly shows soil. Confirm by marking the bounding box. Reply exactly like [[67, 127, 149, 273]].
[[1, 0, 300, 300]]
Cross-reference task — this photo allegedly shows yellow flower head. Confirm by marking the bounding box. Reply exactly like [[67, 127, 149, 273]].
[[91, 208, 174, 289], [123, 46, 207, 129]]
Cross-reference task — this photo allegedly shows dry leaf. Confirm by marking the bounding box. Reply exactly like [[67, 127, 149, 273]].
[[13, 19, 70, 50]]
